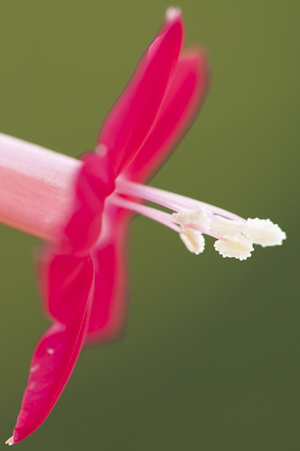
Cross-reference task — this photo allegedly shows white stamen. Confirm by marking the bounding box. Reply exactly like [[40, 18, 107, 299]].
[[210, 216, 244, 237], [108, 195, 181, 233], [214, 234, 254, 260], [243, 218, 286, 247], [111, 181, 286, 261], [180, 227, 205, 254], [172, 208, 211, 229], [116, 180, 245, 222]]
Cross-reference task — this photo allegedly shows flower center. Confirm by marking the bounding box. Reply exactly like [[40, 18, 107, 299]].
[[109, 179, 286, 261]]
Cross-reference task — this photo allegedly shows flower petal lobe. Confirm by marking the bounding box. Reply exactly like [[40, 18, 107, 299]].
[[98, 13, 184, 177], [123, 49, 209, 183], [10, 256, 94, 443]]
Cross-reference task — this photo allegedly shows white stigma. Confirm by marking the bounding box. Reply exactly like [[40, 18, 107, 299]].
[[214, 234, 254, 261], [5, 437, 14, 446], [180, 226, 205, 254], [243, 218, 286, 247]]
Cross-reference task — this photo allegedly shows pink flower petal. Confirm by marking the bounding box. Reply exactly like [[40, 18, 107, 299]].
[[85, 205, 130, 345], [10, 252, 94, 443], [98, 12, 184, 178], [123, 49, 209, 183], [11, 263, 94, 443], [39, 247, 94, 325], [62, 153, 115, 256]]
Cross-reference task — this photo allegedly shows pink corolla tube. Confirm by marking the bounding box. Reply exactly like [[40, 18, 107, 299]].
[[0, 8, 285, 445]]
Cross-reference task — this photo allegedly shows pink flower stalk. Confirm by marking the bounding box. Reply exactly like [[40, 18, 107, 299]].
[[1, 8, 285, 445]]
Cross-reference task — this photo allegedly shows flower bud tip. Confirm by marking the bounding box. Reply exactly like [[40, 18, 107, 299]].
[[165, 7, 182, 22], [5, 437, 14, 446]]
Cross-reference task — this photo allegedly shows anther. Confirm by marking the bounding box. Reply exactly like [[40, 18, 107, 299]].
[[214, 234, 254, 260], [210, 216, 245, 237], [180, 227, 205, 254], [172, 208, 211, 229], [243, 218, 286, 247]]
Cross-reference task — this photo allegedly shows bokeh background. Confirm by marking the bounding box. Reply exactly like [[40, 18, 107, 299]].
[[0, 1, 299, 450]]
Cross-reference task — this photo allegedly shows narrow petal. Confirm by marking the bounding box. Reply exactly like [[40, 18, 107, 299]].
[[9, 253, 95, 443], [62, 153, 115, 256], [123, 49, 209, 183], [11, 273, 94, 443], [98, 11, 184, 178], [85, 204, 130, 345]]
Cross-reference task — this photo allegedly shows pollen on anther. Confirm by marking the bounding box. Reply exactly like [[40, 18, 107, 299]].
[[180, 227, 205, 255], [210, 216, 244, 237], [243, 218, 286, 247], [172, 208, 210, 229], [214, 234, 254, 260]]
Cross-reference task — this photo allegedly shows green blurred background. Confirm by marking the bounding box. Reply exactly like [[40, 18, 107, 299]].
[[0, 0, 299, 450]]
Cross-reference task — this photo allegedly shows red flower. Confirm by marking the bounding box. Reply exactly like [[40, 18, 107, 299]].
[[6, 9, 209, 444]]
